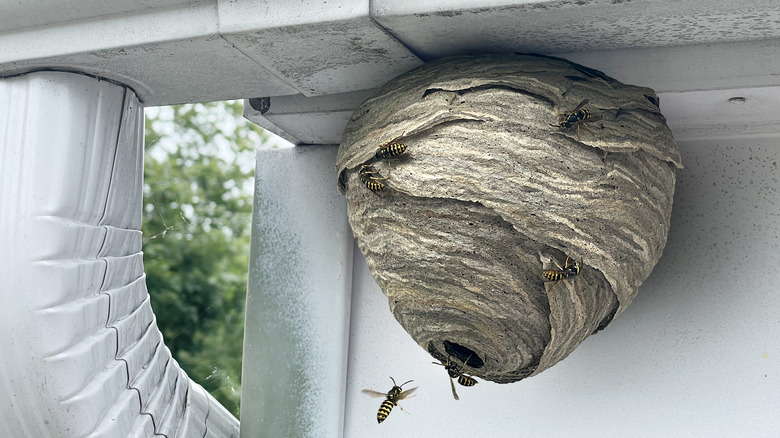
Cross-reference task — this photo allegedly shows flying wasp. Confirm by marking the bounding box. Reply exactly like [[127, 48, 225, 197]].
[[542, 255, 581, 284], [362, 377, 418, 423], [432, 356, 478, 400], [359, 164, 390, 195], [555, 99, 601, 141]]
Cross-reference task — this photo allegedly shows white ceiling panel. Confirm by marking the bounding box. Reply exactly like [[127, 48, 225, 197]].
[[2, 1, 780, 140], [373, 0, 780, 59]]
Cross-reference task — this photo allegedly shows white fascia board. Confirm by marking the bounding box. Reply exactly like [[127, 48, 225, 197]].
[[0, 2, 219, 63], [217, 0, 371, 32], [0, 0, 194, 33]]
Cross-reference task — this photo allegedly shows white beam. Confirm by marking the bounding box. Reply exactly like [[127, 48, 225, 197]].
[[242, 146, 353, 437]]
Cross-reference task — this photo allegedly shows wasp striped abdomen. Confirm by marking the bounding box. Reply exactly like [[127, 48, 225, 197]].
[[363, 177, 385, 193], [375, 142, 407, 160], [433, 356, 479, 400], [542, 255, 580, 283], [359, 164, 389, 194], [542, 269, 565, 282], [377, 399, 396, 423], [457, 375, 477, 387]]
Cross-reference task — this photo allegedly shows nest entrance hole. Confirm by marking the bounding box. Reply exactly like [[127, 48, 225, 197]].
[[443, 341, 484, 368]]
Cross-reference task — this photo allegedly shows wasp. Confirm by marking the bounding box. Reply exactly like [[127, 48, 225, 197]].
[[375, 142, 407, 160], [432, 356, 478, 400], [555, 99, 601, 141], [359, 164, 390, 195], [362, 377, 418, 423], [542, 255, 581, 284], [374, 133, 409, 160]]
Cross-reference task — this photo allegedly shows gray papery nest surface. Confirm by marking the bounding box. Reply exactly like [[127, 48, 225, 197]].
[[336, 54, 682, 383]]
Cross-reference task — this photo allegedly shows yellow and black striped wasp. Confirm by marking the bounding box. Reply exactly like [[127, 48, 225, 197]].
[[362, 377, 418, 423], [359, 164, 390, 196], [542, 255, 581, 284], [374, 141, 407, 160], [374, 133, 409, 160], [555, 99, 601, 141], [432, 356, 478, 400]]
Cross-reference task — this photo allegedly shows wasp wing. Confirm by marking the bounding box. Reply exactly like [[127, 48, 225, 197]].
[[395, 386, 418, 401], [571, 99, 590, 113], [583, 112, 602, 123], [361, 389, 388, 398]]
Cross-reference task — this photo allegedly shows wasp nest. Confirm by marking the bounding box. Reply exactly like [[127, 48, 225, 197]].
[[336, 54, 682, 383]]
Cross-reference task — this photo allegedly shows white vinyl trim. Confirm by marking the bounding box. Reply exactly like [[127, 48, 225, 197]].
[[0, 71, 238, 438]]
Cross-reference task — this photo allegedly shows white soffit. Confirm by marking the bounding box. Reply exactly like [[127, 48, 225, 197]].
[[243, 0, 780, 144], [0, 1, 299, 104], [246, 86, 780, 145], [660, 87, 780, 140], [0, 0, 422, 104], [2, 1, 780, 141], [218, 1, 422, 96], [373, 0, 780, 60]]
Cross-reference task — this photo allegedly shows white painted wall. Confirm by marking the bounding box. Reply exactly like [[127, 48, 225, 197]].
[[343, 135, 780, 437]]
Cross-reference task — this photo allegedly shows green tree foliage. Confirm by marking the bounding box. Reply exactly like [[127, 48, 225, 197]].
[[142, 101, 270, 418]]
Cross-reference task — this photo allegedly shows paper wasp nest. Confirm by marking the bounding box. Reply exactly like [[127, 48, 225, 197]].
[[336, 54, 682, 383]]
